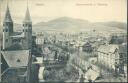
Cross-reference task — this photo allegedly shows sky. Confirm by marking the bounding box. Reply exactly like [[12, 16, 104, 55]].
[[0, 0, 127, 24]]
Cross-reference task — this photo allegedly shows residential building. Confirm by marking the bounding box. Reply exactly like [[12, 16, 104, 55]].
[[97, 45, 122, 73]]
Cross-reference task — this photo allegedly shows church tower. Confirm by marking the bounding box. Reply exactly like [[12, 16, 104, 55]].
[[22, 7, 32, 49], [3, 4, 13, 50]]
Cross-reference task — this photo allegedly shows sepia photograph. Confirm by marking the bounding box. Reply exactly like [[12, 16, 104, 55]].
[[0, 0, 127, 83]]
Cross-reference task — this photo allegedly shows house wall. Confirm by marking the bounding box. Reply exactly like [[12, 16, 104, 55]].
[[98, 51, 119, 71], [36, 37, 44, 45], [2, 68, 27, 83]]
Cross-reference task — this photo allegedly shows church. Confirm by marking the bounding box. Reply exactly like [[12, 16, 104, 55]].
[[2, 4, 32, 50], [0, 4, 38, 83]]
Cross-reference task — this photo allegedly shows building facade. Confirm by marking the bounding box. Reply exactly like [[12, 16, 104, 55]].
[[97, 45, 123, 74]]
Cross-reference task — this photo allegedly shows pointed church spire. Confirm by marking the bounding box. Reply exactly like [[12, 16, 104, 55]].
[[4, 4, 13, 22], [23, 7, 32, 23]]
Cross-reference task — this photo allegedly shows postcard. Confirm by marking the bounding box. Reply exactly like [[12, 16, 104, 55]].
[[0, 0, 127, 83]]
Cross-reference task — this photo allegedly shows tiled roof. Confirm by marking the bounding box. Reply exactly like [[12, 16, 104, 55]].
[[1, 50, 29, 68], [97, 44, 119, 54], [84, 69, 100, 81]]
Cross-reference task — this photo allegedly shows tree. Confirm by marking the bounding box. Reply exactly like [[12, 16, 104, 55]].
[[80, 74, 85, 83], [43, 69, 50, 80], [54, 51, 58, 60]]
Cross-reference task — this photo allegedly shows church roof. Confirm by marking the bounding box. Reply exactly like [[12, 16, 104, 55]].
[[23, 7, 32, 23], [4, 5, 13, 22], [10, 32, 24, 38], [1, 50, 29, 68]]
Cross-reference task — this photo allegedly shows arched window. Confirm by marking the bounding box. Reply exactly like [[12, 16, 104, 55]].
[[25, 24, 28, 26], [23, 24, 28, 27], [17, 59, 21, 62], [7, 23, 10, 26], [3, 23, 5, 26], [29, 24, 32, 27], [5, 29, 8, 32]]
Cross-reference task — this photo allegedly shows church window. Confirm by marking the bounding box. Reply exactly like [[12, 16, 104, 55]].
[[5, 29, 8, 32], [23, 24, 28, 27], [26, 29, 28, 32], [17, 59, 21, 62], [23, 29, 24, 32], [3, 24, 5, 26], [3, 29, 5, 32], [23, 24, 25, 26], [29, 25, 32, 27], [7, 23, 10, 26]]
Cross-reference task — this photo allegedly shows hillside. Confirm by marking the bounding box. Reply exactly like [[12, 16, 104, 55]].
[[94, 21, 127, 30], [13, 17, 126, 33]]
